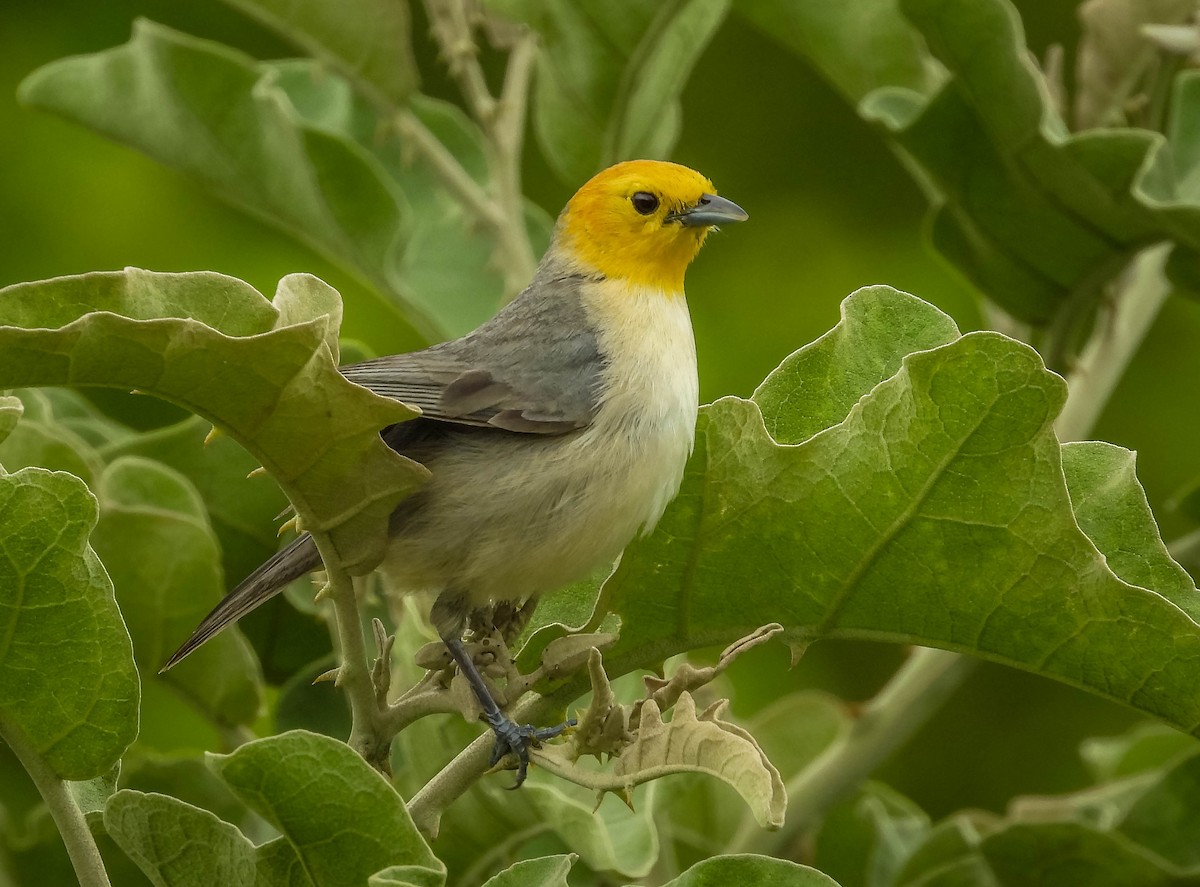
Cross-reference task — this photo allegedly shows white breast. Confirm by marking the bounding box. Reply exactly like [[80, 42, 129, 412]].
[[584, 283, 699, 535], [383, 282, 699, 606]]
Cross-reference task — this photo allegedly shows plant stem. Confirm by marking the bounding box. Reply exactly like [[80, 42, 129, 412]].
[[1168, 527, 1200, 566], [407, 690, 557, 836], [1055, 244, 1172, 442], [420, 0, 538, 298], [308, 531, 391, 772], [488, 30, 540, 296], [732, 647, 976, 855], [395, 109, 504, 228], [0, 721, 111, 887]]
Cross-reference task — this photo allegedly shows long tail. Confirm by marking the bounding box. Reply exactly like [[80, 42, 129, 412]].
[[160, 533, 321, 671]]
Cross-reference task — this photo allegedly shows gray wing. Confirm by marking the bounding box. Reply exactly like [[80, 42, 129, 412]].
[[340, 275, 605, 434]]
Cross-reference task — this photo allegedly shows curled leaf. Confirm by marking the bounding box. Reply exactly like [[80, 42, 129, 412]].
[[611, 692, 786, 829]]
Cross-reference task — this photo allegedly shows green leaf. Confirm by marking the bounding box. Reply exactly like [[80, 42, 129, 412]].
[[752, 285, 961, 444], [524, 780, 659, 879], [271, 61, 524, 336], [654, 854, 843, 886], [0, 467, 139, 779], [570, 286, 1200, 743], [813, 782, 930, 887], [118, 756, 263, 840], [0, 269, 424, 575], [0, 392, 105, 484], [218, 0, 418, 106], [90, 457, 263, 729], [735, 0, 942, 103], [476, 854, 575, 887], [490, 0, 730, 183], [209, 731, 444, 887], [1081, 722, 1199, 783], [16, 22, 430, 332], [367, 865, 446, 887], [105, 790, 257, 887], [1061, 442, 1199, 620], [761, 0, 1200, 321], [69, 762, 121, 819], [874, 0, 1200, 322], [101, 415, 286, 586], [18, 21, 543, 340]]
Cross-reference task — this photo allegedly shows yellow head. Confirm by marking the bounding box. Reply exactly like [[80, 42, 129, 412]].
[[555, 160, 747, 293]]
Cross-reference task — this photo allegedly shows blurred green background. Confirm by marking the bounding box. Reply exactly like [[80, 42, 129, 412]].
[[3, 0, 1199, 827]]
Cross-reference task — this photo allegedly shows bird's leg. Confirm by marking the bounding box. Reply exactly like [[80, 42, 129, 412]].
[[432, 592, 573, 788]]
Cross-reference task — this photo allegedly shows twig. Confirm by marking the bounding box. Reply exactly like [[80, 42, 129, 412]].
[[423, 0, 496, 124], [1168, 527, 1200, 566], [1055, 244, 1172, 442], [731, 648, 975, 855], [488, 29, 540, 294], [407, 689, 560, 836], [0, 720, 111, 887], [307, 530, 392, 772], [419, 0, 538, 297], [394, 109, 504, 228]]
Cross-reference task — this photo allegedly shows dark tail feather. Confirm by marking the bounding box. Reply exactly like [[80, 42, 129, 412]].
[[160, 533, 322, 672]]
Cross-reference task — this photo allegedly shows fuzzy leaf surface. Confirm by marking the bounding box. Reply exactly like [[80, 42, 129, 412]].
[[209, 730, 443, 887], [90, 457, 263, 729], [612, 694, 786, 829], [105, 790, 257, 887], [568, 287, 1200, 741], [0, 268, 423, 574], [0, 467, 139, 778]]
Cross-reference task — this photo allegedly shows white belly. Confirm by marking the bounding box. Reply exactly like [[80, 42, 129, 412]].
[[384, 284, 699, 606]]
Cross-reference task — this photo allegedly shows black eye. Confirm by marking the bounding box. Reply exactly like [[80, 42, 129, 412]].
[[631, 191, 659, 215]]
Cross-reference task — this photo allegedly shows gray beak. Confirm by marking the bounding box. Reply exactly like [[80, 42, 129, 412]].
[[668, 193, 749, 227]]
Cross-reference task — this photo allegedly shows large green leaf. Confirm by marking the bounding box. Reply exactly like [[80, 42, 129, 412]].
[[745, 0, 1200, 323], [219, 0, 418, 107], [547, 286, 1200, 741], [0, 467, 138, 778], [102, 415, 286, 586], [105, 790, 257, 887], [489, 0, 730, 184], [0, 269, 423, 575], [18, 22, 549, 340], [210, 730, 444, 887], [90, 457, 263, 730], [18, 22, 414, 322]]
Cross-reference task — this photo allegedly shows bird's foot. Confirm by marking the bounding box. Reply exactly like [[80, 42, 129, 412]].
[[484, 710, 577, 789]]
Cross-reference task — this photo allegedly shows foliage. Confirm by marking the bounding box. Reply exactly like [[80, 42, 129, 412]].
[[3, 0, 1200, 885]]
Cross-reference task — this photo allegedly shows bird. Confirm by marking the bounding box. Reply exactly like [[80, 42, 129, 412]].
[[162, 159, 748, 784]]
